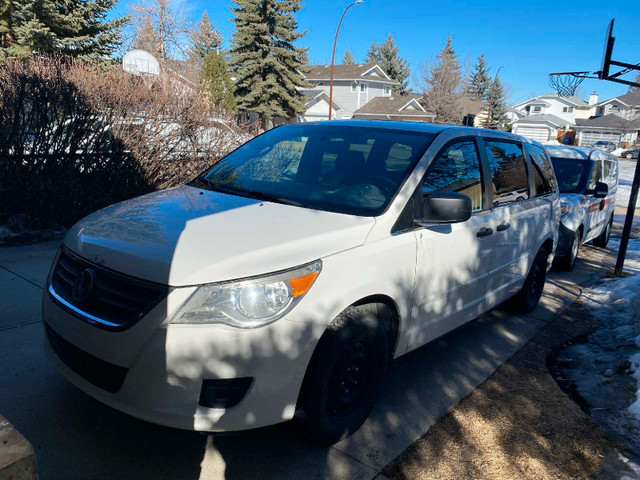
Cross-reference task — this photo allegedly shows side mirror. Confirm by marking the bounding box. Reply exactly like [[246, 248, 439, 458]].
[[417, 191, 472, 225], [588, 181, 609, 198]]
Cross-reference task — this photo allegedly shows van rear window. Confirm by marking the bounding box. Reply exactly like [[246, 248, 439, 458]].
[[483, 141, 529, 206], [527, 145, 557, 196]]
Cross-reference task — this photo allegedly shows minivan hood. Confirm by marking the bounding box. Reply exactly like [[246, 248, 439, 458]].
[[64, 186, 375, 286]]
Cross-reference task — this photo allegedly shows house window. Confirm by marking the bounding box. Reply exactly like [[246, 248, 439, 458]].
[[360, 83, 368, 92], [533, 106, 542, 112], [383, 85, 391, 96], [351, 82, 357, 92], [562, 107, 574, 113]]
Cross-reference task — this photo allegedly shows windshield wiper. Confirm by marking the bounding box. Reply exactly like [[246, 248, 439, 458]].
[[200, 179, 303, 208]]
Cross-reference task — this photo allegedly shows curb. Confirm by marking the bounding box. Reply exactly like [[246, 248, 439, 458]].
[[0, 416, 37, 480]]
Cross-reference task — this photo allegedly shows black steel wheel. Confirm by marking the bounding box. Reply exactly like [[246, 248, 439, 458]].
[[511, 248, 548, 313], [295, 306, 388, 445]]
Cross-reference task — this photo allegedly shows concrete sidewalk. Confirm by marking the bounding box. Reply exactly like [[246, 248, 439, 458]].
[[0, 238, 618, 480]]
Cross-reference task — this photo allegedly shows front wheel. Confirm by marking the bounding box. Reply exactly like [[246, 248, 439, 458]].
[[593, 216, 613, 248], [295, 306, 388, 445], [627, 154, 635, 160], [511, 248, 548, 313], [559, 228, 581, 271]]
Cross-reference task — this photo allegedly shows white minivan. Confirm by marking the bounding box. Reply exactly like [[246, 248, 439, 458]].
[[43, 121, 559, 444], [545, 146, 618, 270]]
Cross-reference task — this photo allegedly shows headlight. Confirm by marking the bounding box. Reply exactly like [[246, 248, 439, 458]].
[[560, 202, 572, 217], [170, 261, 322, 328]]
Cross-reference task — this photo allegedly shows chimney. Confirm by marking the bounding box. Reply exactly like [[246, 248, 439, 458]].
[[589, 92, 599, 105]]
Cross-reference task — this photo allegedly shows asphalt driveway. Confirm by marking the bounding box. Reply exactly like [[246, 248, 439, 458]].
[[0, 238, 620, 480]]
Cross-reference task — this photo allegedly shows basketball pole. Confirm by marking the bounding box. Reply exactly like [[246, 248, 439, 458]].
[[614, 152, 640, 276]]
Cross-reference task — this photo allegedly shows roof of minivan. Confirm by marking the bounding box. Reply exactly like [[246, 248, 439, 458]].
[[545, 145, 616, 161], [299, 120, 544, 146]]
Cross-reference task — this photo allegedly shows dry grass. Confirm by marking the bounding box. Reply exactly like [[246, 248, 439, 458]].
[[383, 299, 623, 480]]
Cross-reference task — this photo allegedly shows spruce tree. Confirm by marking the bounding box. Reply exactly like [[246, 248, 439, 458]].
[[363, 34, 410, 93], [201, 51, 235, 114], [364, 41, 377, 64], [422, 35, 462, 124], [342, 49, 355, 65], [230, 0, 308, 128], [4, 0, 126, 58], [485, 76, 507, 129], [468, 54, 492, 101], [188, 12, 222, 61]]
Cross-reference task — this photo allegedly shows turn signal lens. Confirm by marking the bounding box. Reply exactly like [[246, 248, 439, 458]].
[[289, 272, 319, 297]]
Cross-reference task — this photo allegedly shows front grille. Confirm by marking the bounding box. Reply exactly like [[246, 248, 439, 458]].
[[46, 323, 128, 393], [50, 247, 169, 330]]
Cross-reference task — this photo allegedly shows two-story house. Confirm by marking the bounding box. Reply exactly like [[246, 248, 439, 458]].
[[509, 93, 592, 143], [299, 64, 401, 121], [574, 91, 640, 148]]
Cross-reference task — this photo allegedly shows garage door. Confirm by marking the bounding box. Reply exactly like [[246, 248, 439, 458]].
[[578, 130, 621, 147], [515, 126, 550, 142]]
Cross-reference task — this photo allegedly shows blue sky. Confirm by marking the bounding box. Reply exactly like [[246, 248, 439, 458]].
[[112, 0, 640, 104]]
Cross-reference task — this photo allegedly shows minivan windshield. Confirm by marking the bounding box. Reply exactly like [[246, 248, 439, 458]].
[[191, 124, 436, 216], [549, 157, 593, 193]]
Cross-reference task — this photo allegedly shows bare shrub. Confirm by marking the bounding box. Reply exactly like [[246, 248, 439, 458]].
[[0, 56, 249, 228]]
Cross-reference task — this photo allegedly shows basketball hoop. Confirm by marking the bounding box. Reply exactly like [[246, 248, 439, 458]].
[[548, 71, 593, 97]]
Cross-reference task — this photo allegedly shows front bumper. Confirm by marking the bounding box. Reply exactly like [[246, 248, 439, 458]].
[[42, 290, 322, 432], [555, 222, 575, 258]]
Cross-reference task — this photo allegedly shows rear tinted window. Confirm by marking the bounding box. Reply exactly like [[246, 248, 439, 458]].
[[484, 140, 529, 206], [527, 145, 557, 196]]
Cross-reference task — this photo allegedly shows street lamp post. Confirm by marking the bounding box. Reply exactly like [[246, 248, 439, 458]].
[[485, 65, 504, 129], [328, 0, 363, 120]]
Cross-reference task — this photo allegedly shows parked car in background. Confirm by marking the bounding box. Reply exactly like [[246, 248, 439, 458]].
[[43, 121, 559, 445], [593, 140, 617, 153], [546, 145, 618, 270], [621, 148, 639, 160]]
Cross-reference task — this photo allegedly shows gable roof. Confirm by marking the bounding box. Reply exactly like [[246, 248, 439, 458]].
[[597, 91, 640, 107], [575, 114, 640, 129], [301, 89, 343, 110], [304, 64, 399, 84], [514, 93, 589, 109], [459, 97, 487, 116], [538, 93, 589, 107], [353, 94, 434, 117], [512, 113, 572, 127]]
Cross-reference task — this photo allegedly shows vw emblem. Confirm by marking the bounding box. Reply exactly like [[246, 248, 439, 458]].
[[72, 268, 95, 303]]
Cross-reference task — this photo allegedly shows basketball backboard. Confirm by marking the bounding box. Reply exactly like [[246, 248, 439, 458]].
[[598, 19, 615, 80]]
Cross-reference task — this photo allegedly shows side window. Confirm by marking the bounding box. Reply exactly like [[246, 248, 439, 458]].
[[527, 145, 557, 196], [484, 140, 529, 206], [422, 140, 483, 213], [603, 160, 618, 189], [587, 160, 602, 190]]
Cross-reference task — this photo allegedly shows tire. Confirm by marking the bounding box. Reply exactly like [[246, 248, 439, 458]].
[[511, 248, 548, 313], [559, 228, 581, 271], [627, 154, 634, 160], [295, 306, 388, 445], [593, 216, 613, 248]]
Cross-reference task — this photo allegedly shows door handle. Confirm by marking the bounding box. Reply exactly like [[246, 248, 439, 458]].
[[497, 222, 511, 232], [476, 227, 494, 238]]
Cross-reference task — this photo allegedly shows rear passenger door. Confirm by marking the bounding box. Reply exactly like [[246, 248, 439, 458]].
[[480, 138, 537, 297]]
